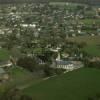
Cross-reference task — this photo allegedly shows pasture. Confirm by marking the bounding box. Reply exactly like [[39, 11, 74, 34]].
[[68, 36, 100, 56], [24, 68, 100, 100]]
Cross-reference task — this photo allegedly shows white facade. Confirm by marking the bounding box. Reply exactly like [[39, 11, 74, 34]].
[[56, 61, 74, 70]]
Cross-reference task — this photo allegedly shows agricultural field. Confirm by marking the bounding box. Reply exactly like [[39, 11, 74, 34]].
[[23, 68, 100, 100], [68, 36, 100, 56]]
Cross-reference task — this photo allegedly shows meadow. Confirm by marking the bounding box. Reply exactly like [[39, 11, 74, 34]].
[[24, 68, 100, 100], [68, 36, 100, 56], [80, 19, 100, 26], [0, 48, 10, 61], [0, 67, 41, 94]]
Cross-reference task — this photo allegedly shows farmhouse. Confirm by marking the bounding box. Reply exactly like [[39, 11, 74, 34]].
[[52, 52, 83, 70], [55, 60, 83, 70], [56, 60, 74, 70]]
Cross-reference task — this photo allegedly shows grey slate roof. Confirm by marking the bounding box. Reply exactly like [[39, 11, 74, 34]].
[[56, 60, 73, 65]]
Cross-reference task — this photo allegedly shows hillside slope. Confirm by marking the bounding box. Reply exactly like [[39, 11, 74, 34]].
[[24, 68, 100, 100]]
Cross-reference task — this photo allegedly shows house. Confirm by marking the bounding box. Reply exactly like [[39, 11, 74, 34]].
[[20, 24, 36, 28], [51, 52, 83, 70], [56, 60, 74, 70], [55, 60, 84, 71]]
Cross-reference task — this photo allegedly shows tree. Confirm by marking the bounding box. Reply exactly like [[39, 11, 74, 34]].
[[43, 64, 55, 76], [17, 57, 39, 72], [77, 42, 87, 49]]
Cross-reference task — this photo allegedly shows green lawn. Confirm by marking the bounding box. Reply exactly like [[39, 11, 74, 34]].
[[0, 67, 43, 94], [23, 68, 100, 100], [0, 67, 34, 93], [80, 19, 100, 25], [83, 44, 100, 56], [6, 67, 36, 87], [68, 36, 100, 56]]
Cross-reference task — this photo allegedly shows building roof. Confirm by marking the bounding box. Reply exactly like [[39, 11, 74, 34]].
[[56, 60, 73, 65]]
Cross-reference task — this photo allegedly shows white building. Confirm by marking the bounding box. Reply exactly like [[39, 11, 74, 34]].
[[52, 52, 83, 71], [20, 24, 36, 28], [56, 60, 74, 70]]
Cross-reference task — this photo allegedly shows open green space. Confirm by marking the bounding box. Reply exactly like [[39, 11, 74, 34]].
[[0, 67, 42, 94], [7, 67, 41, 87], [68, 36, 100, 56], [0, 48, 10, 61], [9, 67, 32, 78], [0, 67, 32, 93], [80, 19, 100, 25], [83, 44, 100, 56], [24, 68, 100, 100]]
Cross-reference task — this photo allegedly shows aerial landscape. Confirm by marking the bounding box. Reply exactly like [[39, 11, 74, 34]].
[[0, 0, 100, 100]]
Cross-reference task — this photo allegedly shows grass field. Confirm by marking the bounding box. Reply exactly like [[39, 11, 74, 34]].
[[7, 67, 42, 88], [80, 19, 100, 25], [68, 36, 100, 56], [0, 48, 10, 60], [23, 68, 100, 100], [0, 67, 44, 95], [0, 67, 30, 93]]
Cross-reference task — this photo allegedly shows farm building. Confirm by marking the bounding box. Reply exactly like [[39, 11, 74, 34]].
[[55, 60, 83, 70], [56, 60, 74, 70], [51, 52, 83, 70]]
